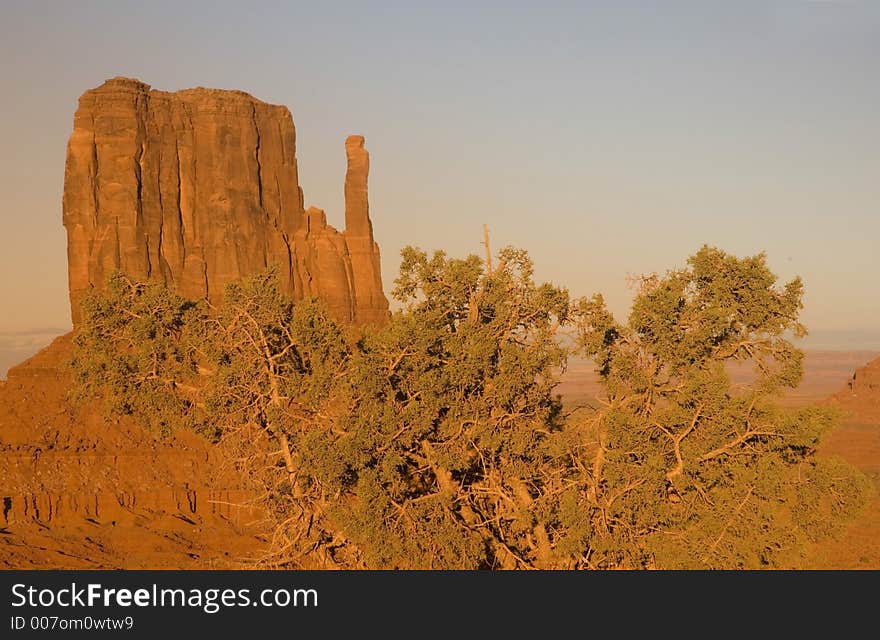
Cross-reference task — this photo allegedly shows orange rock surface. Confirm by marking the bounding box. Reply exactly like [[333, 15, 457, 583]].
[[63, 77, 388, 325]]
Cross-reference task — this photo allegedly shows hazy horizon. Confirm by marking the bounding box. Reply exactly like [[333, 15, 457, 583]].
[[1, 1, 877, 360]]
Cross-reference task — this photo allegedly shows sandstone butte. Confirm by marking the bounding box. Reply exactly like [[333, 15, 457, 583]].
[[63, 77, 389, 325], [833, 355, 880, 423]]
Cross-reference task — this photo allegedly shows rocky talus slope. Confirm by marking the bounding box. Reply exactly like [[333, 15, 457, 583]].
[[0, 336, 266, 568]]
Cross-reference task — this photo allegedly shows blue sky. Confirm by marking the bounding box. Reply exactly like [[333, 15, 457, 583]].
[[0, 1, 877, 363]]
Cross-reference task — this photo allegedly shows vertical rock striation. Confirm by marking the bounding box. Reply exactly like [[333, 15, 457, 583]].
[[63, 77, 389, 325]]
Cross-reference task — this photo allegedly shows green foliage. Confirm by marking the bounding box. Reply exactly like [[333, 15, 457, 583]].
[[197, 269, 351, 444], [71, 245, 871, 569], [71, 272, 201, 436], [313, 247, 573, 568], [575, 245, 871, 568]]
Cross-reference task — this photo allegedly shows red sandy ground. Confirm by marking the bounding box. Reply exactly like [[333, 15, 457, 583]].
[[1, 339, 877, 569]]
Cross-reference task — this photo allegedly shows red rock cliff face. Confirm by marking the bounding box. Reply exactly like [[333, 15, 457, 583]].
[[63, 77, 389, 324]]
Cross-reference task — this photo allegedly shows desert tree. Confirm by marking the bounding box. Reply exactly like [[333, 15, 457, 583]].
[[573, 245, 870, 568], [194, 270, 352, 566], [71, 269, 354, 565], [71, 272, 202, 436], [302, 246, 578, 568]]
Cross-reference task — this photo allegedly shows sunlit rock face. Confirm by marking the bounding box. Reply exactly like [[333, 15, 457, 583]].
[[63, 77, 388, 325]]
